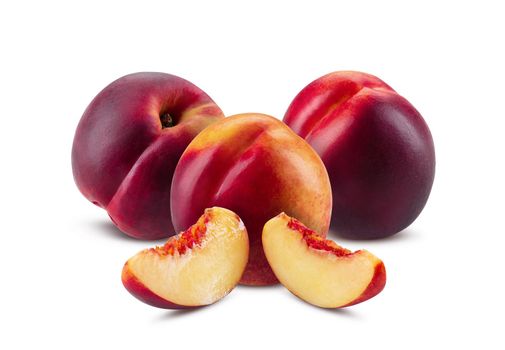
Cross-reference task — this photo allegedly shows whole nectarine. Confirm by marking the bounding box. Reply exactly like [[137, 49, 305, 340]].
[[72, 72, 223, 239], [170, 113, 332, 285], [284, 71, 435, 239]]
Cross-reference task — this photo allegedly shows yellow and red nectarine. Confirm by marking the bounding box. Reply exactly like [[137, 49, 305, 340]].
[[170, 113, 332, 286]]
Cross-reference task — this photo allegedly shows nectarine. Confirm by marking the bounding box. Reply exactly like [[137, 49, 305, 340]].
[[170, 113, 332, 285], [263, 213, 386, 308], [121, 207, 249, 309], [72, 72, 223, 239], [284, 71, 435, 239]]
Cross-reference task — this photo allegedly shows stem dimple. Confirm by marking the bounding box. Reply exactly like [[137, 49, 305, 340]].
[[160, 113, 175, 128]]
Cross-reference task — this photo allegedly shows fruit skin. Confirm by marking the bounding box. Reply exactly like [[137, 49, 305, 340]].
[[72, 72, 224, 239], [284, 71, 435, 239], [170, 113, 332, 286], [262, 213, 386, 308], [121, 207, 249, 309]]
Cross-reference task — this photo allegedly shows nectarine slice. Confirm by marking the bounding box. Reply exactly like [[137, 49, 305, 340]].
[[263, 213, 386, 308], [122, 207, 248, 309]]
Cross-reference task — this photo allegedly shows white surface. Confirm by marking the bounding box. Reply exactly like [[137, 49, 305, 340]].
[[1, 1, 504, 349]]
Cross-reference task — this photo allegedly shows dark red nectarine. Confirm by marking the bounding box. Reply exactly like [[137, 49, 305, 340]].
[[72, 72, 223, 239], [284, 71, 435, 239]]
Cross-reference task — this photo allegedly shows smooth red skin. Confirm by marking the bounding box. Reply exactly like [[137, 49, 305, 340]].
[[72, 72, 223, 239], [284, 71, 435, 239], [171, 115, 331, 285], [121, 262, 192, 309], [171, 145, 285, 285]]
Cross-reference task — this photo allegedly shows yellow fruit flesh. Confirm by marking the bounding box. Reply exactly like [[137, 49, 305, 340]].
[[263, 215, 381, 308], [128, 207, 248, 306]]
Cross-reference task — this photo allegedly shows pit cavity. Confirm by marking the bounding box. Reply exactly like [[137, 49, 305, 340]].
[[287, 217, 352, 257], [160, 112, 175, 128]]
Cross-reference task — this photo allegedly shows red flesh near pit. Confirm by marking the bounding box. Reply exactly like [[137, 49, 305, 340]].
[[287, 218, 354, 257]]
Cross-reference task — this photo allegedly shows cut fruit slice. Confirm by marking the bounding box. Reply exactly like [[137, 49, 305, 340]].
[[262, 213, 386, 308], [122, 207, 249, 309]]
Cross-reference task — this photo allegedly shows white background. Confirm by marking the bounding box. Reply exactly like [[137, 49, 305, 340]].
[[1, 1, 504, 349]]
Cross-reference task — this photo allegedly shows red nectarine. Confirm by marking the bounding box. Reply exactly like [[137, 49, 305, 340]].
[[170, 113, 332, 285], [72, 72, 223, 239], [284, 71, 435, 239]]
